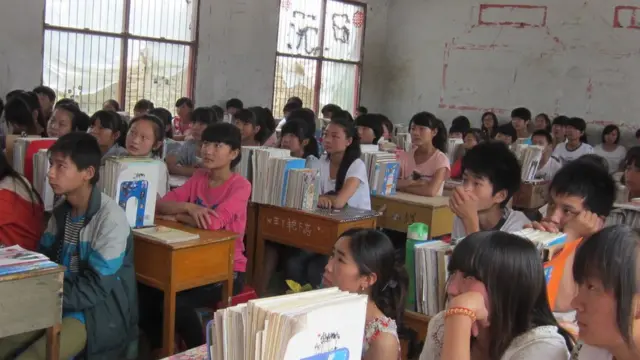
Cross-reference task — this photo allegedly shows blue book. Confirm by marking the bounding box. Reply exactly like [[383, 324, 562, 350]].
[[280, 158, 307, 206]]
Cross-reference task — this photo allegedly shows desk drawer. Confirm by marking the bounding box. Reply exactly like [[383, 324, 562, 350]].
[[260, 207, 338, 255], [372, 198, 454, 237]]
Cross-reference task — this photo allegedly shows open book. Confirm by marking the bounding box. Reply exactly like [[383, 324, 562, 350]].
[[132, 226, 200, 244]]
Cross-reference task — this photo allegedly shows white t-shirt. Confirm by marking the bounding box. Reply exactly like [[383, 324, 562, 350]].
[[570, 343, 613, 360], [536, 156, 563, 181], [309, 155, 372, 210], [593, 144, 626, 174], [451, 208, 530, 240], [552, 143, 594, 166]]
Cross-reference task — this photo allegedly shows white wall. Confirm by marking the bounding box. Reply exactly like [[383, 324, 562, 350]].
[[0, 2, 45, 97], [380, 0, 640, 139], [359, 0, 390, 111]]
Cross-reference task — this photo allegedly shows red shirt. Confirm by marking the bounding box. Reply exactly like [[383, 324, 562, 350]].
[[173, 116, 193, 137], [0, 176, 44, 250]]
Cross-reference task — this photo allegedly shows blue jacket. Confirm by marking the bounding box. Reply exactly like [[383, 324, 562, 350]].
[[39, 186, 138, 359]]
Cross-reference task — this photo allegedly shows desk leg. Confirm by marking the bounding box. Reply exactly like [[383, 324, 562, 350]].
[[255, 231, 265, 297], [161, 288, 177, 357], [45, 322, 61, 360], [245, 206, 257, 286]]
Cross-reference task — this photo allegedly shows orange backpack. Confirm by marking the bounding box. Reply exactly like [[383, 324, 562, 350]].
[[543, 237, 583, 307]]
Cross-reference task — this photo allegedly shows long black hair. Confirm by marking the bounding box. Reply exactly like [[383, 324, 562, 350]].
[[90, 110, 127, 147], [340, 228, 408, 325], [4, 92, 41, 135], [327, 117, 361, 192], [481, 112, 499, 138], [448, 231, 574, 358], [246, 107, 273, 144], [409, 112, 448, 153], [281, 118, 319, 158], [0, 151, 42, 210]]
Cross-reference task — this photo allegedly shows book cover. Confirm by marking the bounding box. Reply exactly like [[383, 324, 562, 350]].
[[280, 158, 307, 206]]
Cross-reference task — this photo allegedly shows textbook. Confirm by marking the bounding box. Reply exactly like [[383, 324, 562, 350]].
[[360, 149, 400, 196], [511, 144, 544, 181], [447, 138, 463, 163], [414, 241, 453, 316], [12, 138, 57, 183], [236, 147, 290, 186], [250, 148, 294, 203], [132, 225, 200, 244], [208, 288, 367, 360], [102, 157, 163, 228], [284, 168, 320, 211], [0, 245, 58, 276], [33, 149, 57, 211], [511, 228, 568, 262], [264, 156, 307, 206]]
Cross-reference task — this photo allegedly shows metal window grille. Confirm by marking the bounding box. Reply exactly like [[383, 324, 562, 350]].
[[273, 0, 366, 118], [43, 0, 199, 115]]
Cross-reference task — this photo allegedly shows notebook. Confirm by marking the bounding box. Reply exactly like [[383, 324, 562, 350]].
[[12, 138, 57, 183], [284, 168, 320, 211], [360, 150, 400, 196], [102, 157, 163, 228], [132, 225, 200, 244], [511, 144, 544, 181], [0, 245, 58, 276], [33, 149, 57, 211], [414, 241, 453, 315]]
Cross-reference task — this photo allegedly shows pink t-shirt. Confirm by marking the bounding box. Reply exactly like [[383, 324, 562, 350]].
[[162, 170, 251, 272], [398, 148, 451, 196]]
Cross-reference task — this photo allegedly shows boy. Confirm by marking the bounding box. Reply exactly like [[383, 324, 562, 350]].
[[449, 141, 529, 239], [167, 107, 218, 176], [551, 115, 568, 148], [0, 133, 137, 359], [225, 98, 244, 116], [528, 160, 615, 311], [494, 123, 517, 145], [449, 116, 470, 139], [552, 117, 593, 165], [133, 99, 154, 117], [33, 85, 56, 121], [173, 96, 194, 140], [511, 107, 532, 143], [532, 129, 562, 181], [277, 101, 302, 131]]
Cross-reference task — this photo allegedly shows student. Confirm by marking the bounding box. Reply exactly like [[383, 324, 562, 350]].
[[552, 116, 568, 148], [481, 111, 498, 138], [511, 107, 532, 144], [0, 132, 137, 359], [570, 225, 640, 360], [527, 160, 615, 312], [89, 110, 128, 164], [594, 124, 625, 174], [449, 116, 470, 139], [279, 118, 319, 160], [355, 106, 368, 117], [532, 129, 562, 181], [397, 112, 450, 197], [321, 103, 341, 119], [167, 107, 218, 177], [149, 107, 174, 140], [124, 114, 169, 196], [277, 102, 303, 131], [211, 105, 224, 122], [552, 117, 593, 165], [4, 92, 45, 136], [449, 128, 484, 179], [449, 141, 528, 239], [102, 99, 120, 112], [55, 98, 79, 109], [535, 113, 552, 132], [332, 109, 354, 123], [323, 229, 407, 360], [379, 114, 394, 141], [0, 151, 43, 250], [173, 97, 194, 140], [622, 147, 640, 200], [153, 123, 250, 347], [495, 123, 517, 145], [33, 85, 56, 121], [311, 117, 371, 209], [419, 231, 574, 360], [355, 114, 384, 144], [23, 91, 47, 135], [255, 107, 277, 147], [286, 96, 303, 107], [47, 102, 89, 138], [225, 98, 243, 116], [133, 99, 154, 117]]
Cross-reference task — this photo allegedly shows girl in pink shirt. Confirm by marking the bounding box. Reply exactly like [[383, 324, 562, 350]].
[[397, 112, 451, 196]]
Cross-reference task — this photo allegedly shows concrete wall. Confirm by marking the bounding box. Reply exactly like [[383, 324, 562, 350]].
[[381, 0, 640, 139]]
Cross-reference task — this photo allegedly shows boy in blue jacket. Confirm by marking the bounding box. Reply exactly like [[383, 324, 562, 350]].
[[0, 132, 138, 359]]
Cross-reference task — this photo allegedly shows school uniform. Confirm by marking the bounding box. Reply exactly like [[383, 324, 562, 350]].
[[398, 148, 451, 196], [593, 144, 626, 174], [552, 143, 594, 166], [452, 208, 530, 240]]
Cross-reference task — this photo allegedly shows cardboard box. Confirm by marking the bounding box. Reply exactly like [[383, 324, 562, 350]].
[[512, 181, 549, 209]]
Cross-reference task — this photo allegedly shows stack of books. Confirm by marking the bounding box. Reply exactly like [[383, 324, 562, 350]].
[[447, 138, 464, 163], [393, 133, 411, 152], [208, 288, 367, 360], [33, 149, 56, 211], [283, 168, 320, 210], [260, 156, 307, 206], [360, 149, 400, 196], [102, 157, 164, 228], [512, 228, 567, 261], [512, 144, 544, 181], [414, 241, 454, 316], [0, 245, 58, 276], [235, 146, 289, 185], [12, 138, 57, 183]]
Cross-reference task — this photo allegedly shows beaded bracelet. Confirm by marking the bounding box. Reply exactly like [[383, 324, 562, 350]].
[[444, 307, 477, 322]]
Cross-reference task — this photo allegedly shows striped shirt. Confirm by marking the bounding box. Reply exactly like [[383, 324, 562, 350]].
[[57, 214, 84, 274]]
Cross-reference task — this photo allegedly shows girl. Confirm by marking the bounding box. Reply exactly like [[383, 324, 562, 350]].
[[133, 99, 154, 117], [570, 225, 640, 360], [323, 229, 408, 360], [149, 107, 174, 140], [150, 123, 250, 348], [311, 117, 371, 209], [397, 112, 450, 197], [552, 117, 593, 166], [481, 112, 498, 139], [355, 114, 384, 145], [279, 118, 319, 160], [233, 108, 264, 146], [4, 92, 44, 136], [594, 125, 625, 174], [46, 102, 89, 138], [89, 110, 128, 164], [166, 107, 217, 176], [0, 151, 43, 250], [379, 115, 394, 141], [622, 146, 640, 200], [124, 114, 169, 196], [450, 128, 484, 179], [102, 99, 120, 112], [419, 231, 574, 360], [535, 113, 552, 132]]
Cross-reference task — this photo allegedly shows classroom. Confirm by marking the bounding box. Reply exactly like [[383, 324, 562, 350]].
[[0, 1, 639, 360]]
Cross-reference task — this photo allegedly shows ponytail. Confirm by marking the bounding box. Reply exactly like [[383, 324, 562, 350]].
[[374, 263, 408, 326], [409, 112, 448, 153], [304, 136, 320, 159], [433, 118, 448, 153], [329, 118, 361, 192]]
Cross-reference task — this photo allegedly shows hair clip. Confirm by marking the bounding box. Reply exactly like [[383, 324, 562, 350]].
[[382, 279, 398, 291]]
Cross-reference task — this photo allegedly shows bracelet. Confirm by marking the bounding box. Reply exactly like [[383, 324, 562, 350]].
[[445, 307, 477, 322]]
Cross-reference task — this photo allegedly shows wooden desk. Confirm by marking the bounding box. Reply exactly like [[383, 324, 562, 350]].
[[371, 193, 454, 237], [0, 266, 65, 360], [401, 311, 431, 360], [254, 205, 379, 288], [244, 202, 259, 285], [134, 220, 237, 357]]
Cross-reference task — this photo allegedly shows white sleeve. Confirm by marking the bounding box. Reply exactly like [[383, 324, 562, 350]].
[[507, 341, 570, 360], [345, 159, 368, 185], [418, 312, 445, 360], [451, 216, 465, 240]]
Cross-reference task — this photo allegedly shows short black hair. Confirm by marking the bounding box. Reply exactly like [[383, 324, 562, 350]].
[[57, 102, 90, 132], [90, 110, 127, 147], [535, 113, 552, 132], [55, 98, 79, 109], [378, 114, 393, 135], [233, 108, 256, 125], [175, 97, 194, 109], [134, 99, 154, 112], [552, 115, 569, 126], [226, 98, 243, 110], [601, 124, 621, 144], [464, 128, 487, 144], [531, 129, 552, 145], [624, 146, 640, 169], [511, 107, 532, 121], [462, 141, 521, 207], [451, 116, 471, 133], [331, 109, 354, 123], [281, 119, 320, 158], [286, 96, 303, 107], [549, 160, 615, 217], [201, 123, 242, 169], [287, 108, 317, 138], [192, 107, 217, 126], [355, 114, 384, 143], [321, 104, 341, 117], [496, 123, 517, 143], [48, 132, 102, 185], [33, 86, 56, 102], [566, 117, 586, 132], [211, 105, 224, 121], [283, 102, 302, 114], [576, 154, 608, 172], [357, 106, 368, 115], [103, 99, 120, 111]]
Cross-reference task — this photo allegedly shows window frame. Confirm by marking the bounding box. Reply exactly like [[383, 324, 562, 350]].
[[42, 0, 201, 110], [273, 0, 367, 116]]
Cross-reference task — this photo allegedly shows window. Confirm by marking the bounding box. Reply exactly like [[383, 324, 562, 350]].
[[273, 0, 366, 118], [43, 0, 198, 115]]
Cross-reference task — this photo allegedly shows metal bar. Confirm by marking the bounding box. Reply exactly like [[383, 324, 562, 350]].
[[313, 0, 329, 113], [43, 25, 196, 46], [119, 0, 131, 110], [187, 0, 201, 100], [275, 52, 361, 66], [354, 4, 367, 111]]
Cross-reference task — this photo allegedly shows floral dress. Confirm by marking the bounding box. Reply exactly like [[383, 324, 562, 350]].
[[362, 316, 400, 359]]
